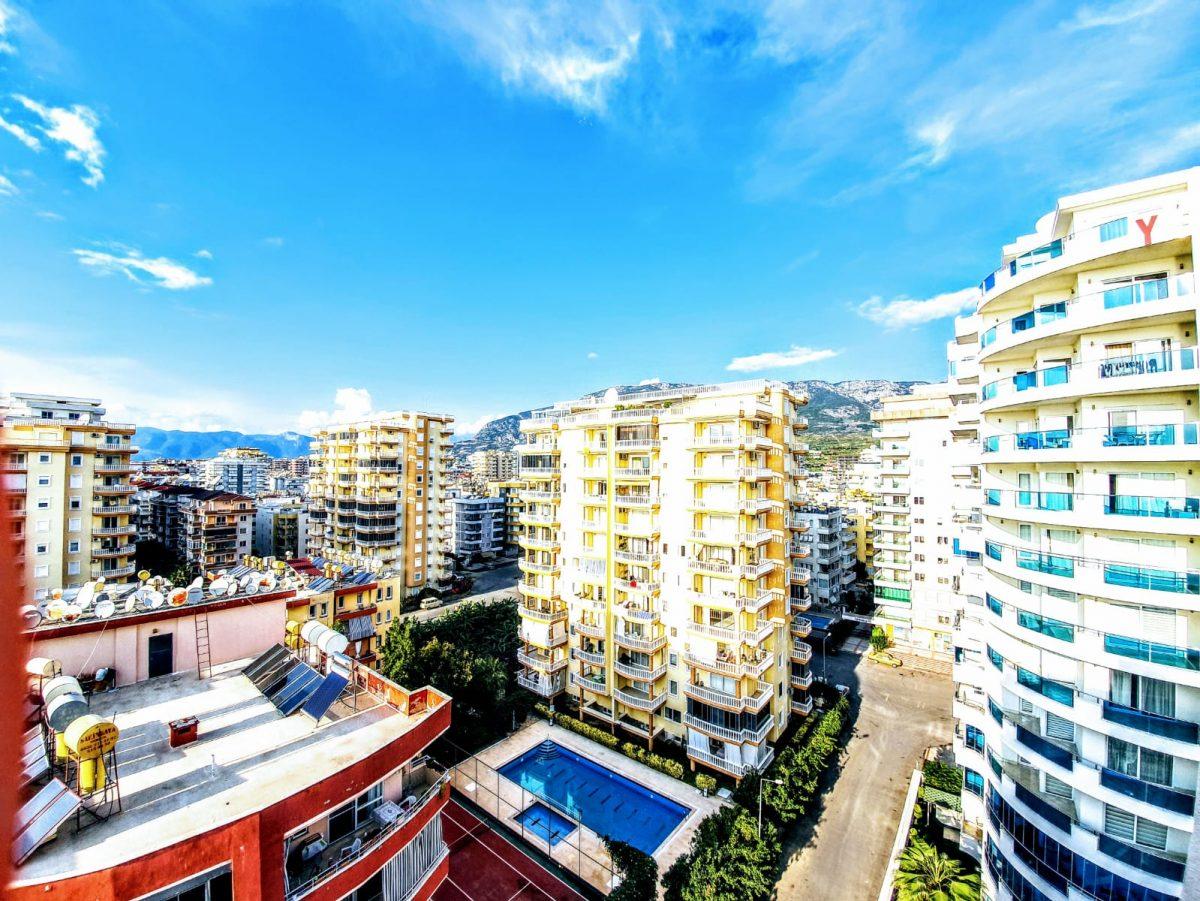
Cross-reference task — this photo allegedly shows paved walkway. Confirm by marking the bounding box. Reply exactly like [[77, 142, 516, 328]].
[[775, 649, 953, 900]]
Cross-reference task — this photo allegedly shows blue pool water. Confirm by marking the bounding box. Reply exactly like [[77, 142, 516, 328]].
[[498, 740, 689, 855], [515, 801, 577, 846]]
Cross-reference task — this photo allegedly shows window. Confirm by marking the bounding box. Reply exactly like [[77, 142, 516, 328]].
[[36, 499, 50, 509], [327, 783, 383, 842], [1099, 217, 1128, 242], [142, 864, 232, 901], [37, 475, 51, 487], [1111, 671, 1175, 717], [34, 564, 49, 578], [35, 544, 48, 555], [38, 453, 50, 463], [1104, 804, 1168, 851], [68, 540, 80, 553], [69, 497, 81, 510], [70, 454, 82, 466], [1108, 736, 1173, 786], [67, 562, 80, 576], [964, 768, 984, 796]]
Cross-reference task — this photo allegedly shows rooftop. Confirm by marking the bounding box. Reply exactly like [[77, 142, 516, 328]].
[[15, 658, 448, 885]]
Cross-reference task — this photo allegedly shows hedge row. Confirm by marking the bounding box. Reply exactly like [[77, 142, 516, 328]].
[[754, 697, 850, 828], [533, 704, 687, 780]]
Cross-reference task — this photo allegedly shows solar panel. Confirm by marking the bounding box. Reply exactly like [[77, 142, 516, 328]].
[[243, 644, 288, 682], [274, 667, 323, 715], [13, 779, 80, 865], [265, 661, 316, 702], [260, 659, 302, 698], [300, 670, 349, 722], [252, 654, 296, 691], [346, 614, 374, 641], [21, 741, 49, 787]]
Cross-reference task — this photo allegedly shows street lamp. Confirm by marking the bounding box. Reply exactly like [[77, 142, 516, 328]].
[[758, 777, 783, 837], [820, 634, 829, 682]]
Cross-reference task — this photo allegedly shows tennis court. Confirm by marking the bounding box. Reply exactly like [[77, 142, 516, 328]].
[[432, 798, 588, 901]]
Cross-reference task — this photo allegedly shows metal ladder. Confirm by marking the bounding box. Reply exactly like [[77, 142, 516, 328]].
[[195, 611, 212, 680]]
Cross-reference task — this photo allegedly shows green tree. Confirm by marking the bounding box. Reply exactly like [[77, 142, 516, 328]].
[[894, 837, 980, 901], [662, 807, 779, 901], [604, 838, 657, 901], [869, 626, 891, 653]]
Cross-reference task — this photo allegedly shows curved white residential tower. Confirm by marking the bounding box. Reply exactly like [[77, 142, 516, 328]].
[[954, 168, 1200, 900]]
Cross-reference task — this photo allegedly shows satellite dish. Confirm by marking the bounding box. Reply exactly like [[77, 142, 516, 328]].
[[147, 590, 165, 609], [25, 658, 58, 678], [46, 601, 66, 622], [189, 577, 203, 591], [167, 588, 187, 607], [75, 582, 96, 610], [261, 573, 277, 591], [210, 577, 230, 596], [20, 606, 43, 629], [95, 599, 116, 619], [238, 574, 252, 590], [186, 584, 204, 604], [138, 569, 151, 582], [224, 580, 238, 597], [245, 581, 259, 595], [50, 589, 64, 601], [61, 604, 83, 623], [43, 676, 82, 707], [95, 576, 107, 588]]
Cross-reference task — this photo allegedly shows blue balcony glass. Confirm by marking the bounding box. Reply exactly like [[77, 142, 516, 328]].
[[983, 435, 999, 452], [1016, 428, 1070, 450], [1011, 301, 1067, 334], [984, 489, 1000, 506], [1099, 348, 1196, 380], [1008, 239, 1063, 276], [985, 541, 1002, 561], [1017, 550, 1073, 578], [1017, 610, 1074, 642], [981, 381, 998, 401], [1096, 834, 1185, 883], [987, 749, 1002, 779], [982, 272, 996, 293], [1104, 494, 1199, 519], [1103, 634, 1200, 670], [1102, 700, 1199, 744], [1016, 725, 1073, 770], [1099, 767, 1196, 816], [989, 698, 1003, 726], [1013, 783, 1072, 833], [1017, 667, 1074, 707], [982, 326, 997, 347], [1103, 422, 1198, 447], [1037, 491, 1073, 512], [1041, 364, 1069, 387], [1103, 275, 1171, 309], [987, 646, 1003, 671], [1104, 564, 1200, 595], [986, 594, 1003, 616]]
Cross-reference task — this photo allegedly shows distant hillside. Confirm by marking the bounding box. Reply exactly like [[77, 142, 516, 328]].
[[135, 428, 311, 461], [451, 379, 924, 465]]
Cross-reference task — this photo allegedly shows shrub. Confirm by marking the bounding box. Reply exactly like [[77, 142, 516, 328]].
[[604, 838, 658, 901], [922, 759, 963, 795], [869, 626, 891, 653], [662, 807, 779, 901], [695, 773, 716, 795], [750, 697, 850, 829]]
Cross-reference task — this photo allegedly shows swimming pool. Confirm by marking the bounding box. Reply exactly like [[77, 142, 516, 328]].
[[515, 801, 577, 846], [498, 740, 689, 855]]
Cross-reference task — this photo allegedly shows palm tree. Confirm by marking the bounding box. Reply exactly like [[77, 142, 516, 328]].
[[894, 836, 980, 901]]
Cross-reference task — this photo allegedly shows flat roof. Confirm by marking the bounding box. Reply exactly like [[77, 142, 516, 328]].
[[15, 659, 447, 885]]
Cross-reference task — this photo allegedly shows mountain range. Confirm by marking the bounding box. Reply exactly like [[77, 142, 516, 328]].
[[133, 379, 923, 462]]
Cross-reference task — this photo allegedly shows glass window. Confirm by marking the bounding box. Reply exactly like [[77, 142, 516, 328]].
[[1099, 217, 1128, 241]]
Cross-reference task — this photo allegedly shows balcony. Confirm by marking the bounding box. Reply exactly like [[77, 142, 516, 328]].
[[518, 669, 567, 697], [614, 520, 658, 537], [791, 641, 812, 664], [616, 603, 659, 624], [687, 745, 774, 778], [614, 577, 659, 594], [612, 494, 659, 509], [791, 670, 813, 690], [519, 535, 560, 552], [571, 672, 609, 696], [689, 557, 735, 577], [614, 686, 667, 711], [93, 543, 135, 558], [614, 657, 667, 681], [518, 582, 560, 602], [791, 695, 813, 716], [519, 490, 561, 503], [740, 560, 778, 580], [517, 649, 568, 673], [518, 603, 566, 624], [1101, 700, 1198, 744], [613, 467, 656, 480], [283, 764, 449, 901], [615, 438, 660, 451], [613, 631, 668, 652], [93, 483, 136, 495], [684, 651, 770, 679], [92, 524, 136, 536], [791, 617, 812, 638], [94, 563, 136, 578], [519, 559, 560, 576], [573, 647, 606, 666], [575, 621, 606, 639], [684, 714, 771, 745], [682, 681, 771, 711], [519, 512, 559, 527], [614, 548, 658, 565]]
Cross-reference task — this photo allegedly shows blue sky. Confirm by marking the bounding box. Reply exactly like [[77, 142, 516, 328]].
[[1, 0, 1198, 434]]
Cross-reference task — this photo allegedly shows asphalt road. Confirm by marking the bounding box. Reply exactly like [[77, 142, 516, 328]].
[[775, 642, 953, 901], [403, 560, 519, 624]]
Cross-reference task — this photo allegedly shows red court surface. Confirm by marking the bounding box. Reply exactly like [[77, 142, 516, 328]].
[[433, 798, 588, 901]]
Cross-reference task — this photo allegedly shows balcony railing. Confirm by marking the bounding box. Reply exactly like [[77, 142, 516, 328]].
[[687, 744, 774, 777], [981, 347, 1197, 403], [284, 767, 449, 900], [684, 713, 771, 745], [613, 687, 666, 711], [682, 681, 770, 711], [518, 671, 567, 696]]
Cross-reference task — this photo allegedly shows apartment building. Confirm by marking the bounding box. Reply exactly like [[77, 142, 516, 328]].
[[203, 445, 272, 496], [792, 505, 857, 607], [1, 394, 138, 597], [871, 386, 961, 661], [514, 380, 813, 781], [486, 479, 527, 552], [468, 449, 518, 483], [287, 557, 406, 666], [254, 495, 309, 558], [180, 491, 255, 573], [307, 413, 454, 593], [950, 168, 1200, 900], [449, 495, 507, 558], [15, 569, 451, 900]]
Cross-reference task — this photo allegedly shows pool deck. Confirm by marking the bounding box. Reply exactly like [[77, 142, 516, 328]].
[[451, 719, 725, 893]]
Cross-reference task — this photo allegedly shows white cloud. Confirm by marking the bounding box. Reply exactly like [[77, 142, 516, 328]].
[[14, 95, 105, 187], [195, 248, 214, 260], [637, 377, 661, 385], [0, 0, 17, 54], [35, 209, 63, 221], [0, 173, 17, 196], [726, 345, 839, 372], [856, 286, 979, 328], [393, 1, 645, 114], [262, 236, 285, 247], [1064, 0, 1167, 30], [454, 412, 498, 436], [0, 113, 41, 150], [296, 388, 378, 431], [0, 346, 261, 431], [73, 246, 213, 290], [586, 351, 599, 360], [1130, 121, 1200, 174]]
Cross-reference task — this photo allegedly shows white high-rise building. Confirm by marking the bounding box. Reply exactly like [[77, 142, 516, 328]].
[[792, 504, 857, 607], [449, 495, 507, 557], [950, 168, 1200, 900], [203, 446, 272, 496]]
